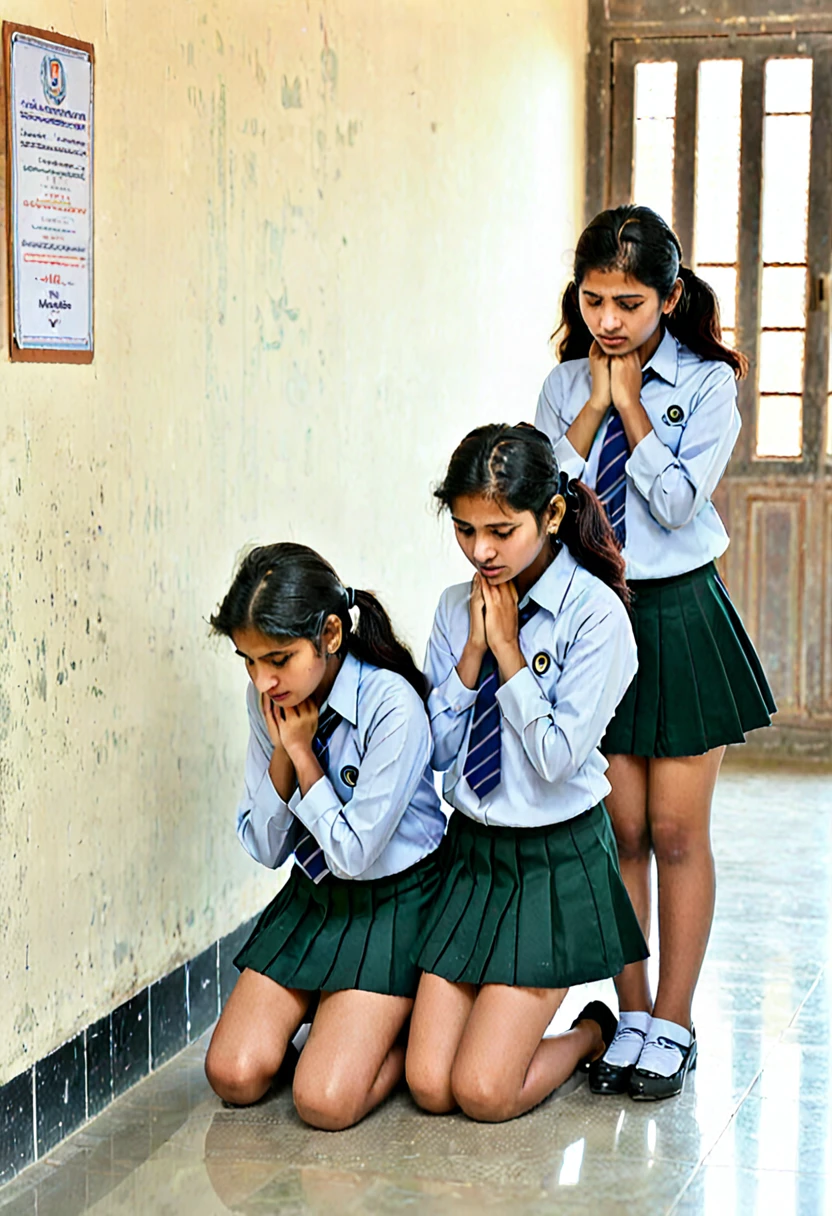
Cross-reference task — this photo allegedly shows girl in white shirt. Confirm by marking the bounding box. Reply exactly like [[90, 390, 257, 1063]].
[[406, 423, 647, 1123], [204, 543, 445, 1130], [534, 205, 775, 1101]]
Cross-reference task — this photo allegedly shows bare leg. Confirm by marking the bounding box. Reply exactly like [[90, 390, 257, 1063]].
[[451, 985, 604, 1123], [604, 753, 653, 1014], [292, 988, 413, 1131], [406, 973, 477, 1113], [204, 969, 311, 1105], [647, 746, 725, 1028]]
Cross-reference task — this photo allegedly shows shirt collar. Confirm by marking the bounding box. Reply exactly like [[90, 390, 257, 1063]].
[[323, 650, 361, 726], [642, 327, 679, 386], [518, 545, 579, 619]]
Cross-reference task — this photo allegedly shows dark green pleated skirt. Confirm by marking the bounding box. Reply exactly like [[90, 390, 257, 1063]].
[[603, 561, 776, 759], [415, 804, 647, 989], [235, 853, 442, 998]]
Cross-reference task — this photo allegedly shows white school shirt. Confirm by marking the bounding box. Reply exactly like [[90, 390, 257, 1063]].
[[236, 652, 446, 881], [534, 329, 741, 580], [424, 546, 637, 828]]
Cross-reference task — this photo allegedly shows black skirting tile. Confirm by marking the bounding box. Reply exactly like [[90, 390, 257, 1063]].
[[150, 966, 187, 1069], [85, 1014, 113, 1118], [35, 1033, 87, 1157], [187, 945, 218, 1040], [112, 990, 149, 1098], [219, 913, 260, 1008], [0, 1068, 34, 1184]]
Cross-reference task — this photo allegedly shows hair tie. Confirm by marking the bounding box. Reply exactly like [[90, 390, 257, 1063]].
[[344, 586, 355, 610], [556, 471, 580, 510]]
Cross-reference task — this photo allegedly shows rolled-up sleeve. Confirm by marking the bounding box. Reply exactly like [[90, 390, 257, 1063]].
[[424, 596, 478, 772], [535, 374, 587, 481], [235, 689, 299, 870], [290, 687, 432, 879], [495, 605, 637, 785], [626, 367, 740, 531]]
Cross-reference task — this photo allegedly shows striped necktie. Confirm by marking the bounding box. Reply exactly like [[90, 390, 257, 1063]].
[[596, 408, 628, 546], [462, 600, 540, 799], [293, 705, 342, 883]]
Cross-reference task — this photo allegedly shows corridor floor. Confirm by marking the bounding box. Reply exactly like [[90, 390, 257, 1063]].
[[0, 764, 829, 1215]]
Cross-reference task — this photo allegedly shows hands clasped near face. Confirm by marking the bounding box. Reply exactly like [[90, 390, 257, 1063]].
[[588, 340, 643, 414], [262, 693, 319, 761], [469, 572, 519, 659]]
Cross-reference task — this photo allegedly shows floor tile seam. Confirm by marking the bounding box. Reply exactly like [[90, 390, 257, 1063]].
[[664, 962, 828, 1215]]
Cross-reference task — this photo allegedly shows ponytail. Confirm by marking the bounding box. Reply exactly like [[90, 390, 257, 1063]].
[[666, 266, 748, 378], [210, 542, 427, 703], [554, 204, 747, 379], [557, 476, 630, 609], [346, 589, 428, 702]]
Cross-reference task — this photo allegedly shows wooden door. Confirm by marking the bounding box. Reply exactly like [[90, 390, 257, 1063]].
[[608, 34, 832, 757]]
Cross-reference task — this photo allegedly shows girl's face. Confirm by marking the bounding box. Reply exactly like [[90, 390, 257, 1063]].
[[451, 494, 563, 587], [578, 267, 681, 357], [232, 617, 342, 709]]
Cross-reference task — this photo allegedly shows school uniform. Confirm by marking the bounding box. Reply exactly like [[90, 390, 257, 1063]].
[[535, 329, 775, 758], [234, 652, 446, 997], [415, 546, 648, 989]]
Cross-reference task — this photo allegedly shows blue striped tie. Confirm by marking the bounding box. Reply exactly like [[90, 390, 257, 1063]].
[[293, 705, 342, 883], [596, 408, 629, 546], [463, 600, 540, 798]]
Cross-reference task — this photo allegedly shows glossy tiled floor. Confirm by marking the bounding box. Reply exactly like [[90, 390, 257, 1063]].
[[1, 763, 830, 1215]]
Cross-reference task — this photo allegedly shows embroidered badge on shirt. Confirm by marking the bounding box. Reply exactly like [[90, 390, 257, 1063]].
[[340, 765, 359, 787], [662, 404, 685, 426], [532, 652, 551, 675]]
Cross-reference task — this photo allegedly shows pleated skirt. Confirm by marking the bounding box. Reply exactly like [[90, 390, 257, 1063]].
[[415, 804, 648, 989], [604, 561, 776, 759], [235, 852, 441, 998]]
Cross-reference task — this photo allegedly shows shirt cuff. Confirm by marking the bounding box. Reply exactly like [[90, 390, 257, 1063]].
[[432, 665, 479, 716], [552, 434, 587, 481], [495, 665, 552, 734], [625, 429, 673, 498], [293, 774, 342, 833], [247, 769, 294, 836]]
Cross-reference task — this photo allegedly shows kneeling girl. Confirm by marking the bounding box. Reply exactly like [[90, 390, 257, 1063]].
[[205, 543, 445, 1130], [406, 424, 647, 1123]]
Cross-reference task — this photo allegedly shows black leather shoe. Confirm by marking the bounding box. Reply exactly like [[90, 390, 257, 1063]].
[[588, 1022, 649, 1095], [628, 1027, 697, 1101], [571, 1001, 618, 1073]]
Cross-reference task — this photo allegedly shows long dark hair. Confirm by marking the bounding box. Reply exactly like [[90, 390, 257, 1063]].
[[435, 424, 629, 607], [211, 543, 428, 702], [554, 204, 748, 378]]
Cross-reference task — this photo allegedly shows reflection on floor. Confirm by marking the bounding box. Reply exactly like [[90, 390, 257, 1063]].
[[1, 764, 830, 1215]]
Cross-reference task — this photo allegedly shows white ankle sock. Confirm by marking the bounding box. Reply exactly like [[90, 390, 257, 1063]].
[[602, 1010, 652, 1068], [637, 1017, 692, 1078]]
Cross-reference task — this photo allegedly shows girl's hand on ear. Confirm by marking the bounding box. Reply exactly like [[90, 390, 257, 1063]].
[[588, 341, 612, 411], [275, 697, 319, 759], [468, 573, 487, 653], [610, 351, 643, 412]]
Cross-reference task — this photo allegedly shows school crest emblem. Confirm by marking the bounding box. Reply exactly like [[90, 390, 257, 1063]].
[[532, 652, 551, 675], [340, 765, 359, 788], [663, 404, 685, 427], [41, 55, 67, 105]]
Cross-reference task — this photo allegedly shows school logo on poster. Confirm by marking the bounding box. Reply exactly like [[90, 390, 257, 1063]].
[[41, 55, 67, 105]]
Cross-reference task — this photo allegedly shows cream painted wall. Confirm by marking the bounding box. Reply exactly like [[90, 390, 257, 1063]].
[[0, 0, 587, 1079]]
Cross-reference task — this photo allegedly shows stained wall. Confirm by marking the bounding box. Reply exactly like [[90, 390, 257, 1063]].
[[0, 0, 587, 1079]]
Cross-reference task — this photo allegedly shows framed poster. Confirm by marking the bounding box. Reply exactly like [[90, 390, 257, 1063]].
[[4, 23, 94, 362]]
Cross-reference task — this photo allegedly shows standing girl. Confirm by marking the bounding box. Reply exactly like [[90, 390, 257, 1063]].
[[406, 423, 647, 1124], [205, 543, 445, 1130], [535, 205, 775, 1100]]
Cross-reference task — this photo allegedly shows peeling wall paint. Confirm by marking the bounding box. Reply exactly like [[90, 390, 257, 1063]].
[[0, 0, 587, 1080]]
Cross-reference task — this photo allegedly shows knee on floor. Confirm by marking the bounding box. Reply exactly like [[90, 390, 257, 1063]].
[[405, 1057, 456, 1115], [451, 1067, 516, 1124], [204, 1046, 271, 1107], [292, 1074, 366, 1132]]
